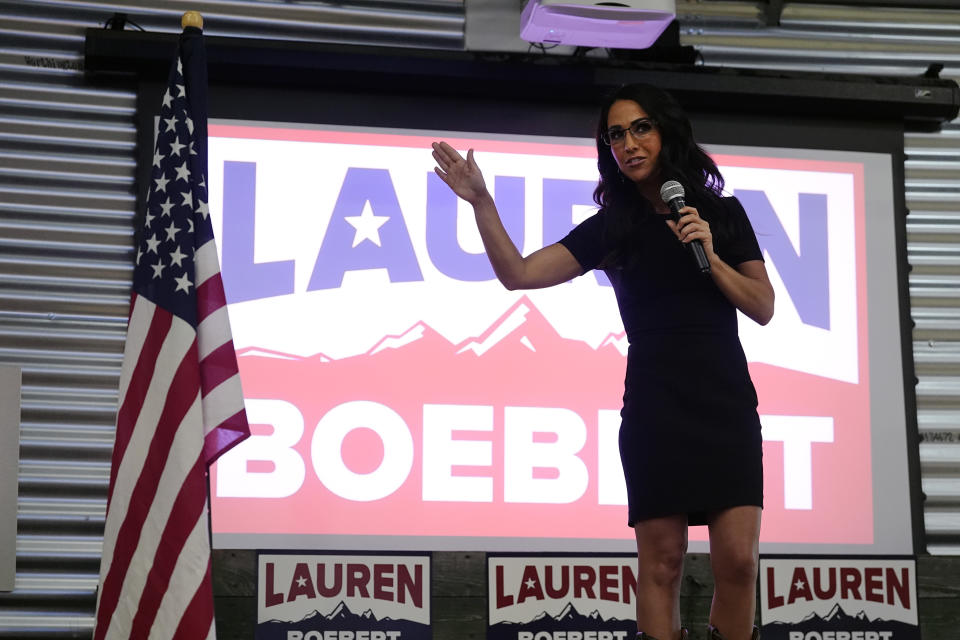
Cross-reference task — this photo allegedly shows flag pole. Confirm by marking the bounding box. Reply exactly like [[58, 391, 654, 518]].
[[182, 10, 203, 30], [179, 0, 220, 592], [95, 5, 249, 637]]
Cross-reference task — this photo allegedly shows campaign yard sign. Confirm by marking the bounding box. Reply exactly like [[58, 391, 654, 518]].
[[488, 555, 638, 640], [257, 553, 431, 640], [759, 557, 919, 640]]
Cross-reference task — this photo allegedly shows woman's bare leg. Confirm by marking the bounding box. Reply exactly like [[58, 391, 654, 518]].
[[634, 514, 688, 639], [706, 506, 762, 640]]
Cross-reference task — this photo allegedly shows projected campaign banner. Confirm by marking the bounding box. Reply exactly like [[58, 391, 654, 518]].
[[759, 557, 919, 640], [257, 552, 431, 640], [206, 121, 880, 550], [488, 555, 637, 640]]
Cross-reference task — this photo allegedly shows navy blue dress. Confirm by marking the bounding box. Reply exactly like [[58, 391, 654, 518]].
[[559, 196, 764, 526]]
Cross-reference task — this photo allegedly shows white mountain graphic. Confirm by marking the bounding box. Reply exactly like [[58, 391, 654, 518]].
[[601, 332, 628, 356], [823, 603, 847, 621], [369, 322, 426, 354], [237, 346, 314, 361], [555, 603, 577, 620], [457, 302, 531, 356], [296, 609, 323, 622], [326, 601, 351, 620]]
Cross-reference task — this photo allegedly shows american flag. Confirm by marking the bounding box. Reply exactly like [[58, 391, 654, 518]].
[[94, 26, 249, 640]]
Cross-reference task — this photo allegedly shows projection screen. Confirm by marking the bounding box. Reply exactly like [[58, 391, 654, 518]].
[[193, 114, 913, 555]]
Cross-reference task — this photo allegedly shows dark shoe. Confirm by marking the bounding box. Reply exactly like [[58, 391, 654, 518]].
[[707, 624, 760, 640], [637, 629, 688, 640]]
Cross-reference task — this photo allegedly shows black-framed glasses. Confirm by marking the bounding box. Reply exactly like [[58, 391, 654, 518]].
[[602, 118, 656, 146]]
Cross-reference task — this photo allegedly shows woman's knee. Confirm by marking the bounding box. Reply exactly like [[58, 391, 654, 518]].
[[652, 549, 686, 586], [638, 540, 687, 586], [635, 515, 689, 587], [713, 545, 758, 586]]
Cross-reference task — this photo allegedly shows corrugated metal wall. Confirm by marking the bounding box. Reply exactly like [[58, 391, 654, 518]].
[[0, 0, 957, 637], [0, 1, 464, 637]]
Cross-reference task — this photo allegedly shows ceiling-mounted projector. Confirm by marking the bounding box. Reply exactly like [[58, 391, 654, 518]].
[[520, 0, 676, 49]]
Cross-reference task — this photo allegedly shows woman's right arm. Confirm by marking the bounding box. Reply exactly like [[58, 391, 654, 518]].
[[432, 141, 583, 290]]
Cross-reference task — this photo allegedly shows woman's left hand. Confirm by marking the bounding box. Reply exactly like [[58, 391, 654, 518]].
[[666, 205, 715, 260]]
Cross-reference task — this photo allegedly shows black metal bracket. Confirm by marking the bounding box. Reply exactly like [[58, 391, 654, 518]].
[[764, 0, 785, 27], [84, 28, 959, 131]]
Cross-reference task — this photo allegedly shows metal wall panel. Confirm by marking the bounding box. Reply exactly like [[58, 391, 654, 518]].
[[0, 1, 464, 636], [0, 0, 957, 636], [677, 0, 960, 554]]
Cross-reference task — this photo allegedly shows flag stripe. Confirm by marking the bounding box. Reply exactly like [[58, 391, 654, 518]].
[[96, 339, 201, 638], [128, 455, 207, 640], [199, 340, 240, 397], [194, 239, 219, 289], [197, 304, 231, 360], [98, 308, 194, 593], [106, 439, 202, 638], [201, 374, 245, 435], [106, 393, 204, 640], [117, 294, 161, 406], [171, 559, 216, 640], [151, 509, 212, 640], [204, 408, 250, 464], [196, 271, 227, 324], [109, 303, 173, 502]]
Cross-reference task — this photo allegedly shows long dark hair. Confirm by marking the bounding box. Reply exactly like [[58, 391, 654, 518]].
[[593, 84, 725, 266]]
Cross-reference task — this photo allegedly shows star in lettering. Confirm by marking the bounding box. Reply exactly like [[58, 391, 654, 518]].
[[344, 202, 390, 248], [794, 579, 805, 590], [169, 245, 187, 268], [524, 578, 536, 590], [174, 272, 193, 293], [169, 136, 186, 157], [296, 576, 307, 588]]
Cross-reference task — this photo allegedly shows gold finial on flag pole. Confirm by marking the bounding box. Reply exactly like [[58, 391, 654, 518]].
[[181, 11, 203, 30]]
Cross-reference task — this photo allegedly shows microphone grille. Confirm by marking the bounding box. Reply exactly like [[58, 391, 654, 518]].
[[660, 181, 685, 203]]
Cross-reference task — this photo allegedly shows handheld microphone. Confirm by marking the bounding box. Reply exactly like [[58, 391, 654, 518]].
[[660, 181, 711, 274]]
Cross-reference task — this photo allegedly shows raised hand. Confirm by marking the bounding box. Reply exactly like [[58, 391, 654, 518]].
[[431, 141, 489, 205]]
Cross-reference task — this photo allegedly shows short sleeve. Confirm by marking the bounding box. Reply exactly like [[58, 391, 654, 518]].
[[557, 210, 609, 274], [717, 196, 763, 267]]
